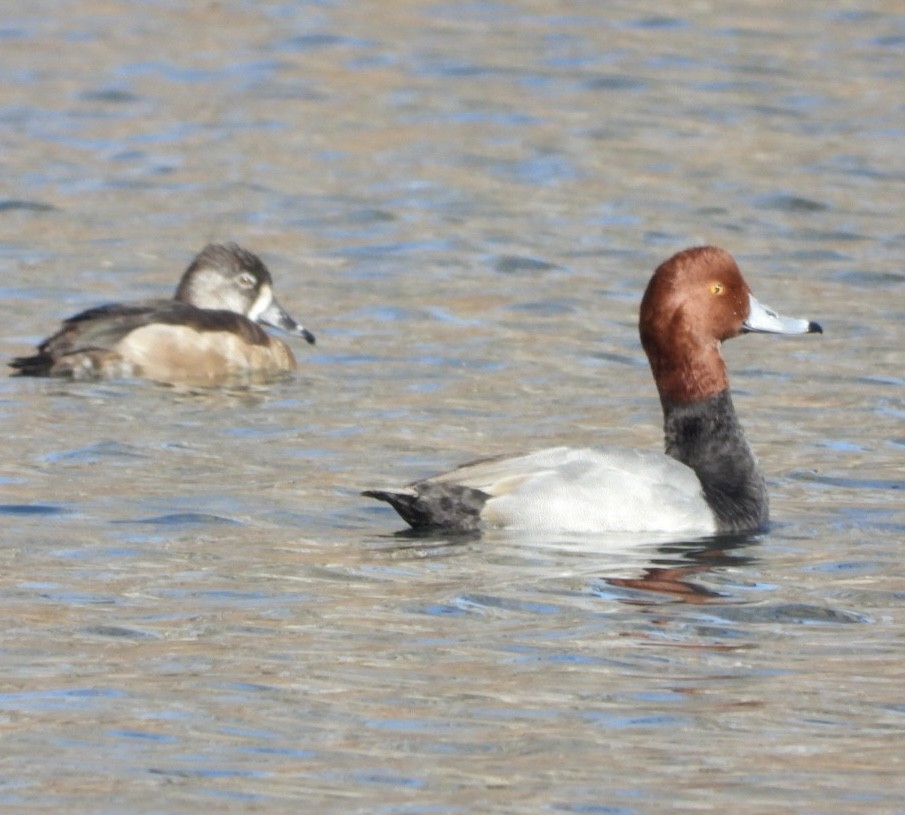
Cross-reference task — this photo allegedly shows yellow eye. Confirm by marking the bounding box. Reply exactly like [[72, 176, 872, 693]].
[[710, 282, 724, 296]]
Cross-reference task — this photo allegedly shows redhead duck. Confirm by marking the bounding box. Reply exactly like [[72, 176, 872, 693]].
[[364, 246, 822, 535], [9, 242, 315, 384]]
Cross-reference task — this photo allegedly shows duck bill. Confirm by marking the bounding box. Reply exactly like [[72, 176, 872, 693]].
[[743, 294, 822, 335], [259, 298, 316, 345]]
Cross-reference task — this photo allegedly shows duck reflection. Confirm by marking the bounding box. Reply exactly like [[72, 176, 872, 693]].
[[600, 533, 759, 604], [368, 521, 761, 605]]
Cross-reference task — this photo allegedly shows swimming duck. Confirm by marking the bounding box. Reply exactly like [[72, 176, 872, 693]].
[[364, 246, 822, 535], [9, 242, 315, 384]]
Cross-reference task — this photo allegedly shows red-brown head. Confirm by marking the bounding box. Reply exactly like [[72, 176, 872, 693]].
[[639, 246, 820, 405]]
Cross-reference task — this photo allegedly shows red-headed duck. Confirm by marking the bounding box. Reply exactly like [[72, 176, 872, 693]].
[[9, 243, 315, 384], [364, 246, 822, 535]]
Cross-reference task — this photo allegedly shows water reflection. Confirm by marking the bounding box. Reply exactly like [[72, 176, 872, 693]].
[[601, 534, 760, 604], [371, 525, 764, 606]]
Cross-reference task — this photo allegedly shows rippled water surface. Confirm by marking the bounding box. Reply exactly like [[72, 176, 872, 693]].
[[2, 1, 904, 812]]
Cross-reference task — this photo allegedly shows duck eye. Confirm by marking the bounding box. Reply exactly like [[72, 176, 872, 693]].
[[237, 272, 256, 289], [710, 282, 724, 296]]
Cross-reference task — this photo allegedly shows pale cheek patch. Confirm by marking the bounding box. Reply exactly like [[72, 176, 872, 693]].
[[246, 284, 274, 323]]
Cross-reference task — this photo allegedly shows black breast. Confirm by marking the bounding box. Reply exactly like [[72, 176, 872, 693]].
[[661, 390, 769, 533]]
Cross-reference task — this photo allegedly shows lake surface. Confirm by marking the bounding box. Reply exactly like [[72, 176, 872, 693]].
[[1, 1, 904, 813]]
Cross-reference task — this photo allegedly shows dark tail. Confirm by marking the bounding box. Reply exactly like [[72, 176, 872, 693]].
[[362, 489, 425, 529], [9, 353, 53, 376], [363, 483, 488, 532]]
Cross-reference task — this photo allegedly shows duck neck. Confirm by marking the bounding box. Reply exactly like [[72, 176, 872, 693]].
[[661, 390, 768, 533]]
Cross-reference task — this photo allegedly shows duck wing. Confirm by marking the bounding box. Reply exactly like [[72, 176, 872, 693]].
[[10, 300, 269, 376], [365, 447, 717, 534]]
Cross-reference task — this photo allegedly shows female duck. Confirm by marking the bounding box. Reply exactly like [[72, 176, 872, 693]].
[[10, 242, 315, 384], [364, 246, 822, 535]]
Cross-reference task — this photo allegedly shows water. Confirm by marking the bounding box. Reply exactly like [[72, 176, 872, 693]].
[[1, 1, 904, 812]]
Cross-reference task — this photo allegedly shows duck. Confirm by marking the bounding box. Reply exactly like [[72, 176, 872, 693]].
[[364, 246, 822, 536], [9, 242, 315, 384]]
